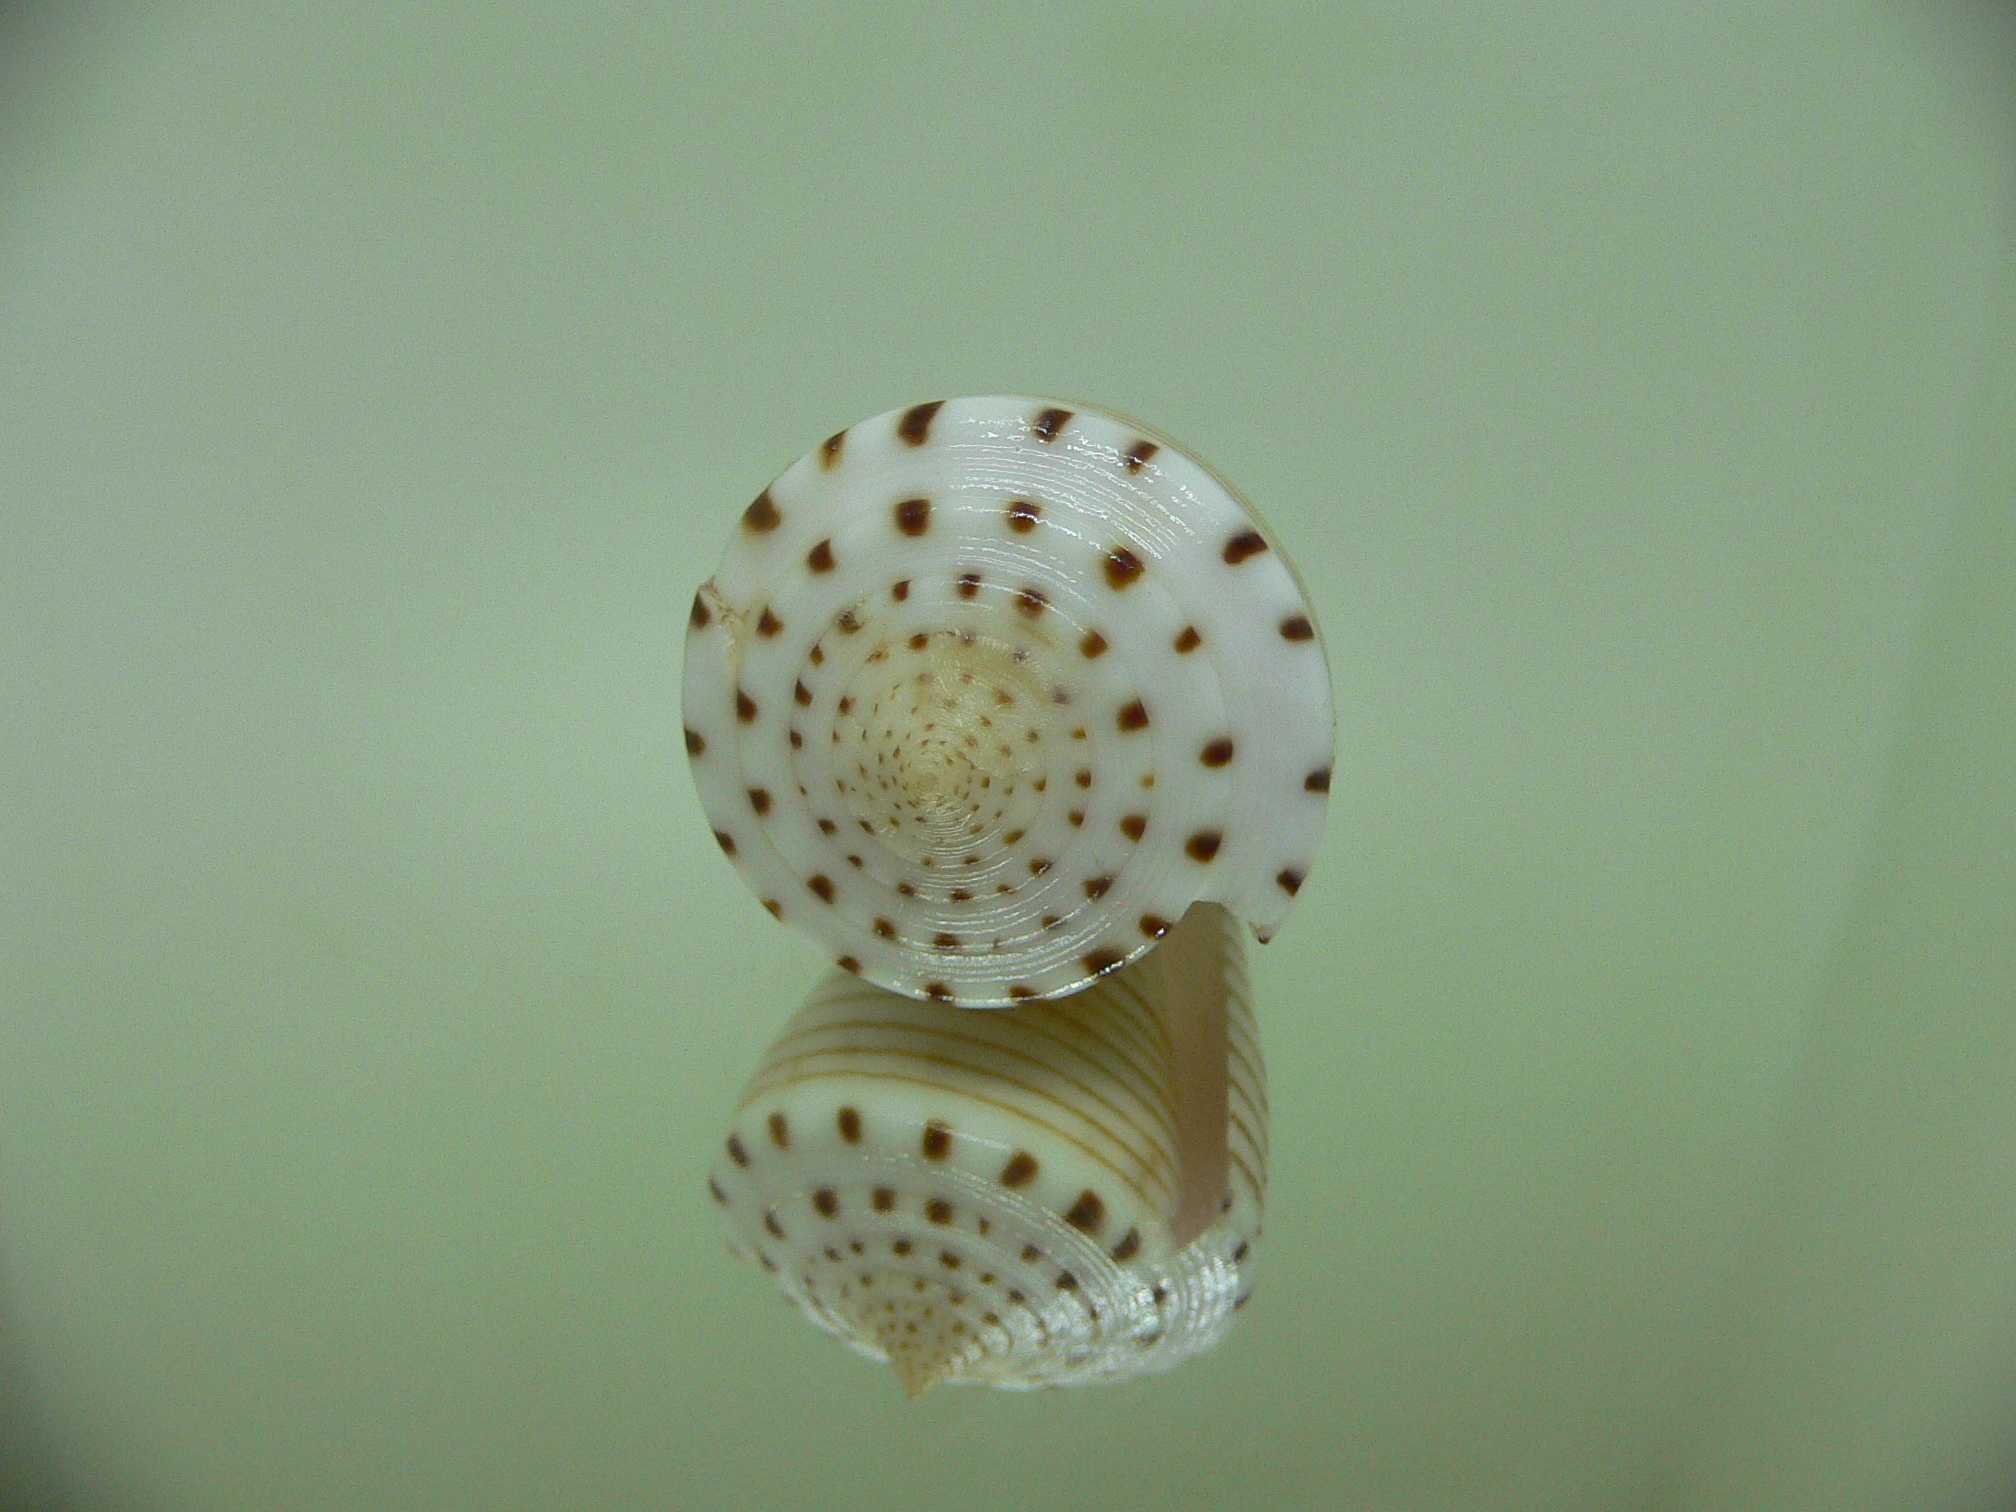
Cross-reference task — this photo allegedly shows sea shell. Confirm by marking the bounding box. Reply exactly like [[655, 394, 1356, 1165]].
[[707, 902, 1265, 1395], [689, 397, 1326, 1392], [682, 396, 1335, 1006]]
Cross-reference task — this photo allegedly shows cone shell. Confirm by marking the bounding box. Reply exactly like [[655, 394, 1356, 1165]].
[[707, 904, 1266, 1394], [683, 396, 1335, 1005]]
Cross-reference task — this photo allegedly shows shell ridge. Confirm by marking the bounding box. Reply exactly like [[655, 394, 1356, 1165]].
[[753, 999, 1176, 1142]]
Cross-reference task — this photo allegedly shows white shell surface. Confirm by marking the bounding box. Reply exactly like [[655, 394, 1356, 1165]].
[[707, 904, 1266, 1395], [683, 396, 1335, 1005]]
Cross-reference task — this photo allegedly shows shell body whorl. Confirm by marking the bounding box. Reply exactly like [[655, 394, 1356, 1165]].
[[707, 902, 1266, 1395], [683, 396, 1335, 1006]]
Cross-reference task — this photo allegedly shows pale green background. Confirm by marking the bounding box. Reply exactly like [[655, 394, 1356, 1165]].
[[2, 3, 2013, 1510]]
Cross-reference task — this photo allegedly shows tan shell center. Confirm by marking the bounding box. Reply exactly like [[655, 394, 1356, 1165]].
[[833, 631, 1055, 868]]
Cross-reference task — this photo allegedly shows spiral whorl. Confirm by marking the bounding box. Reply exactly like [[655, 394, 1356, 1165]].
[[683, 397, 1334, 1005]]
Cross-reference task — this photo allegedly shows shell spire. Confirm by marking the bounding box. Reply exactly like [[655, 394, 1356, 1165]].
[[682, 396, 1334, 1006]]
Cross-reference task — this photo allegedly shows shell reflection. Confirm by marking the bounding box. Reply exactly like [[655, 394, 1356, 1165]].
[[708, 903, 1265, 1395]]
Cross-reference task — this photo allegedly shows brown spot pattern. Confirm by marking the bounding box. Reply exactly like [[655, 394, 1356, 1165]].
[[1104, 546, 1144, 589], [1277, 868, 1304, 895], [807, 538, 835, 572], [1119, 813, 1147, 841], [1120, 438, 1159, 472], [895, 497, 930, 535], [807, 874, 835, 903], [747, 787, 771, 815], [742, 490, 781, 532], [1117, 699, 1150, 732], [1000, 1152, 1038, 1186], [1031, 407, 1071, 441], [1223, 529, 1268, 564], [1064, 1190, 1105, 1232], [1201, 737, 1235, 767], [767, 1112, 789, 1148], [684, 728, 705, 756], [1173, 625, 1201, 653], [898, 400, 945, 444], [1186, 830, 1222, 862], [837, 1107, 862, 1143], [1280, 614, 1315, 641], [1006, 499, 1040, 532]]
